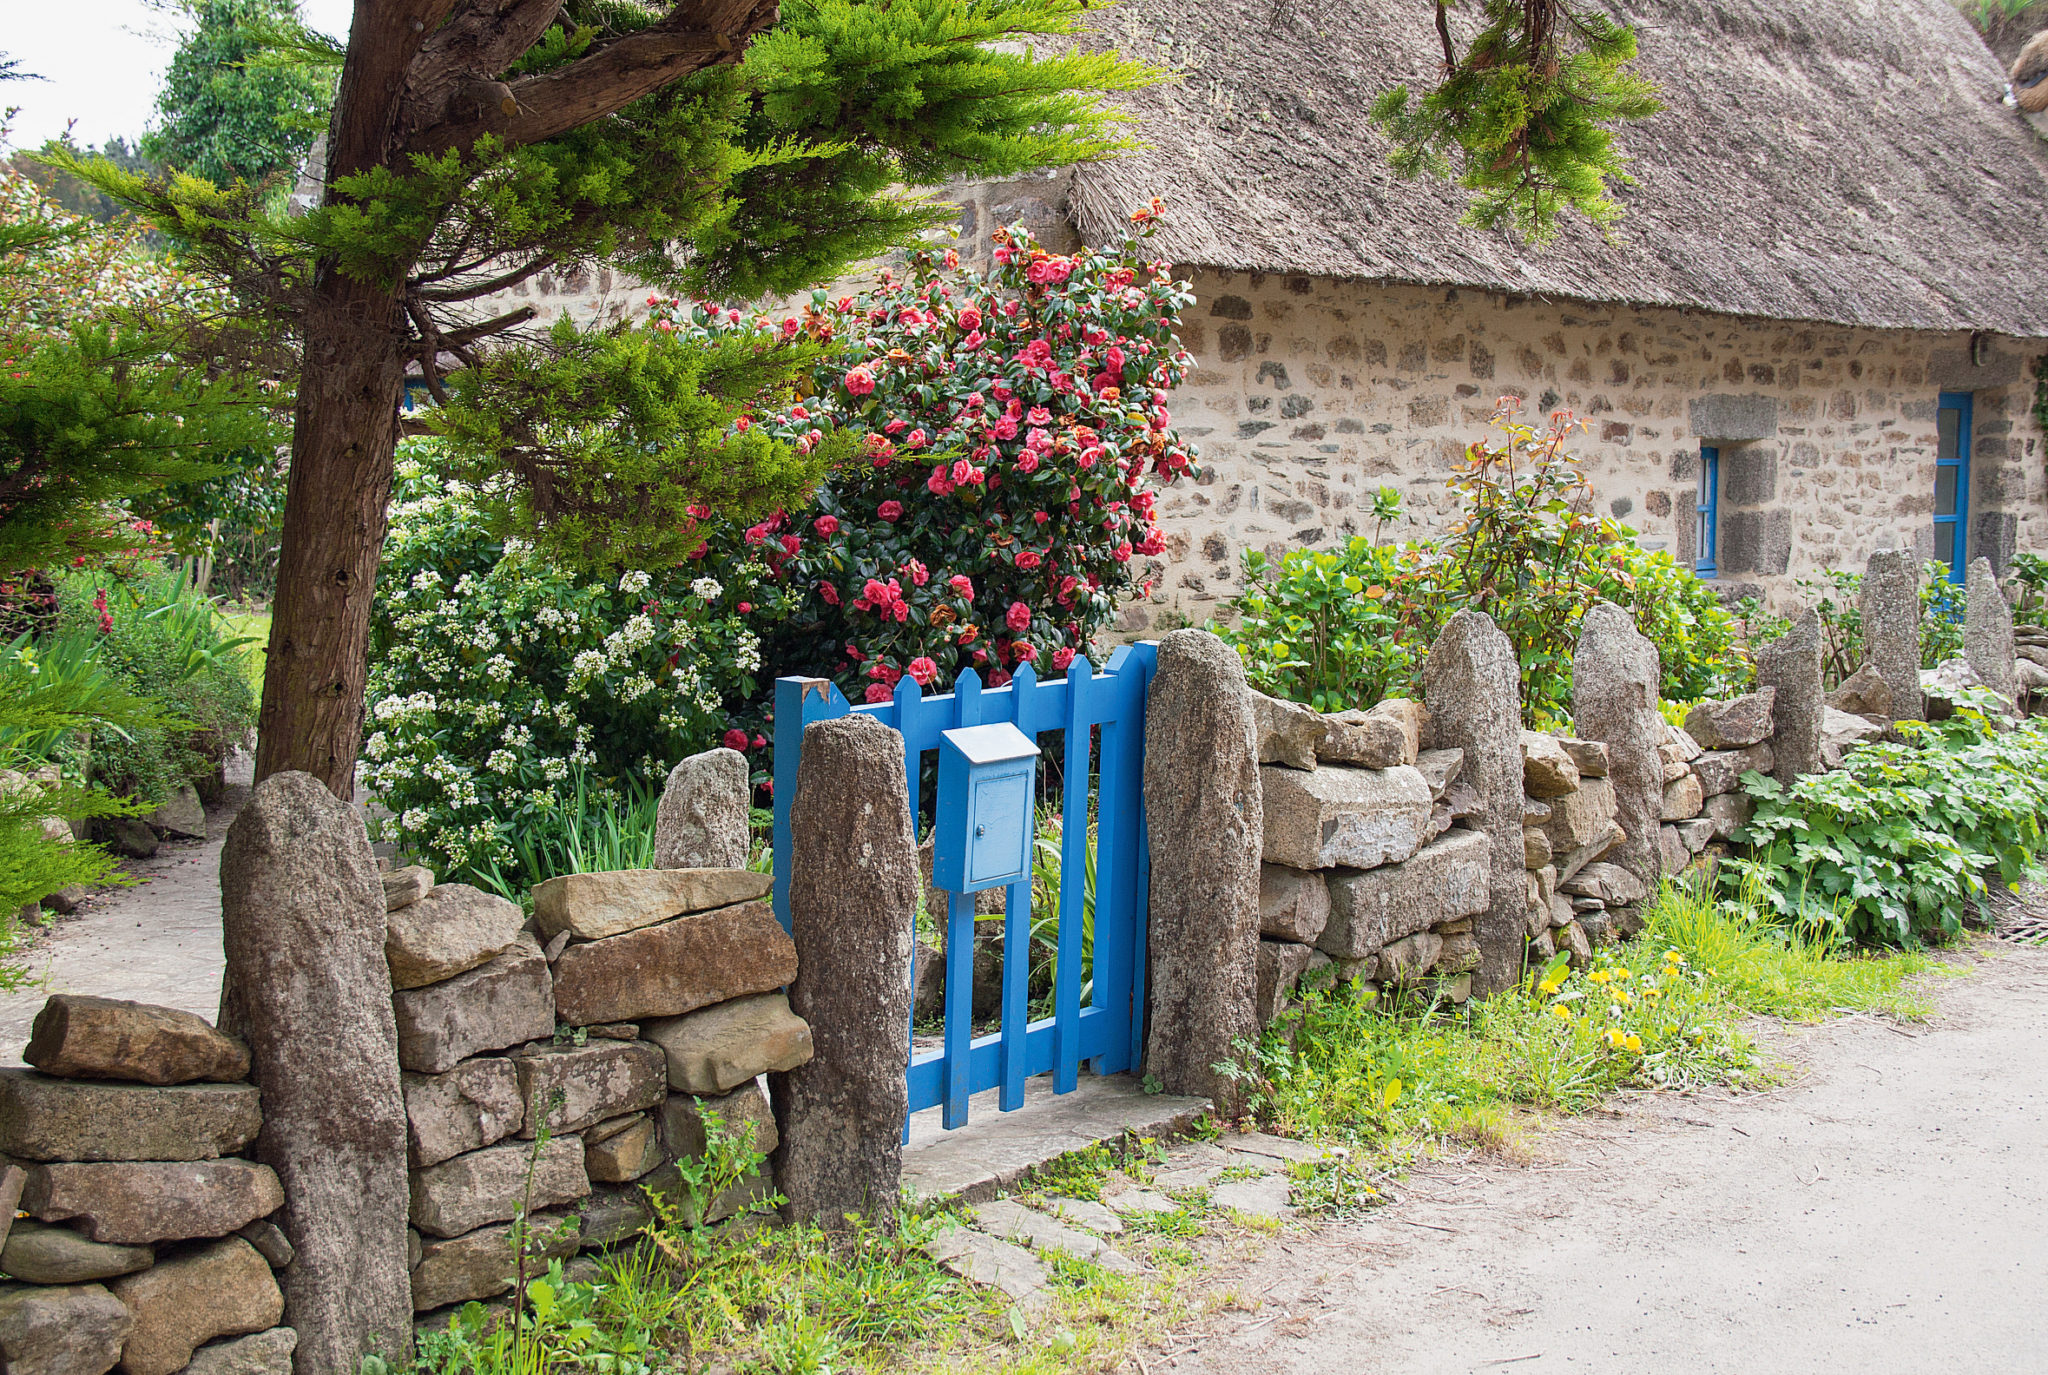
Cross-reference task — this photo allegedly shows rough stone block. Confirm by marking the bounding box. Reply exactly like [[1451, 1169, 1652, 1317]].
[[385, 883, 525, 991], [0, 1221, 150, 1285], [532, 869, 773, 943], [409, 1211, 580, 1312], [1559, 737, 1609, 777], [0, 1281, 133, 1375], [23, 996, 250, 1087], [1683, 689, 1777, 749], [1260, 763, 1432, 870], [577, 1184, 655, 1251], [1318, 830, 1490, 959], [1541, 776, 1618, 851], [1413, 748, 1463, 800], [1559, 862, 1647, 907], [550, 900, 796, 1028], [512, 1039, 667, 1137], [235, 1218, 293, 1270], [654, 747, 751, 871], [147, 785, 206, 841], [1661, 772, 1705, 821], [1704, 791, 1753, 840], [0, 1072, 259, 1163], [382, 865, 434, 912], [1255, 940, 1316, 1026], [645, 992, 814, 1095], [1691, 744, 1773, 799], [1364, 698, 1425, 765], [392, 935, 555, 1075], [180, 1327, 299, 1375], [1374, 931, 1442, 983], [1523, 828, 1553, 869], [408, 1137, 589, 1238], [23, 1160, 284, 1246], [583, 1115, 668, 1183], [403, 1058, 524, 1169], [1258, 864, 1329, 943], [658, 1082, 779, 1162], [1318, 712, 1407, 768], [1251, 691, 1326, 770], [1827, 663, 1893, 718], [1556, 819, 1626, 885], [1659, 825, 1687, 878], [1676, 819, 1715, 853], [108, 1237, 282, 1375], [1520, 731, 1581, 798]]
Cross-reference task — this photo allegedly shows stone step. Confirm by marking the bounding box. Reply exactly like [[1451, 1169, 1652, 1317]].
[[924, 1227, 1048, 1304], [967, 1199, 1139, 1274], [1038, 1195, 1124, 1235]]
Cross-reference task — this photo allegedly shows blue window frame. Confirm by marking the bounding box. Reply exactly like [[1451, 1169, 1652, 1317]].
[[1695, 445, 1719, 577], [1935, 393, 1972, 584]]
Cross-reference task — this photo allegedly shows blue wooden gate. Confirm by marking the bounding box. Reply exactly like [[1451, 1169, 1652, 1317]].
[[771, 645, 1156, 1129]]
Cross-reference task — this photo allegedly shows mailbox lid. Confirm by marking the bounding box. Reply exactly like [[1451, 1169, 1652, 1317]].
[[942, 721, 1040, 767]]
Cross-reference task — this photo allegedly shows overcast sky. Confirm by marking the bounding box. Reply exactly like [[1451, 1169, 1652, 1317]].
[[4, 0, 355, 151]]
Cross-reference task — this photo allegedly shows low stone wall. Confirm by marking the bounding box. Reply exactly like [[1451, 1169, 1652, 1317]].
[[0, 997, 295, 1374], [384, 864, 812, 1322]]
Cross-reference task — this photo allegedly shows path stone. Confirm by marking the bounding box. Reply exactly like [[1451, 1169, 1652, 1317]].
[[970, 1198, 1139, 1273], [1861, 548, 1923, 721], [644, 992, 814, 1094], [384, 883, 524, 990], [181, 1328, 298, 1375], [1758, 608, 1825, 783], [1318, 830, 1489, 960], [408, 1137, 588, 1238], [108, 1236, 282, 1375], [1424, 611, 1526, 995], [659, 1081, 779, 1161], [0, 1072, 259, 1162], [0, 1281, 132, 1375], [1251, 691, 1325, 770], [216, 771, 411, 1369], [23, 1159, 283, 1245], [382, 865, 434, 911], [1573, 603, 1666, 893], [1041, 1195, 1125, 1234], [23, 995, 248, 1085], [1102, 1189, 1176, 1217], [409, 1210, 580, 1312], [1152, 1164, 1224, 1193], [531, 868, 772, 943], [1221, 1131, 1329, 1165], [925, 1227, 1048, 1304], [0, 1221, 150, 1284], [1145, 630, 1262, 1113], [1213, 1175, 1295, 1219], [403, 1057, 524, 1168], [1261, 764, 1431, 870], [774, 712, 917, 1231], [1683, 689, 1777, 749], [1966, 556, 2019, 705], [393, 934, 555, 1075], [512, 1039, 667, 1137], [1520, 731, 1581, 798], [653, 747, 751, 870], [550, 900, 796, 1027], [1259, 864, 1329, 944]]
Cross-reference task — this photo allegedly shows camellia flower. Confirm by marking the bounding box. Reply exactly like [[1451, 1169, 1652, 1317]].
[[1016, 550, 1042, 571], [814, 514, 839, 535], [878, 500, 904, 521], [723, 728, 750, 751], [906, 656, 938, 686], [1006, 601, 1032, 632], [844, 365, 877, 396], [949, 575, 974, 597], [1052, 646, 1077, 671]]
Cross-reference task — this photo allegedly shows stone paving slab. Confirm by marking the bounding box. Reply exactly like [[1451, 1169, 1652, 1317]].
[[1218, 1130, 1331, 1165], [924, 1226, 1048, 1304], [1211, 1175, 1296, 1219], [1040, 1195, 1124, 1234], [900, 1074, 1209, 1204], [1101, 1188, 1176, 1217], [967, 1199, 1139, 1274]]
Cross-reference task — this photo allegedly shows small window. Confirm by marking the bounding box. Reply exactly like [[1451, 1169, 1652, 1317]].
[[1695, 446, 1719, 577], [1935, 393, 1972, 584]]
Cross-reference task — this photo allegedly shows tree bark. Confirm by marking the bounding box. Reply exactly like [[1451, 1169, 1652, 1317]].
[[252, 270, 406, 796]]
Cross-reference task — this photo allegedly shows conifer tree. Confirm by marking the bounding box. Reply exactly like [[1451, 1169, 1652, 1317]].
[[64, 0, 1161, 795], [142, 0, 335, 188]]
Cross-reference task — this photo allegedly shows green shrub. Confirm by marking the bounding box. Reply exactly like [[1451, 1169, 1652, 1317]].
[[1794, 561, 1968, 688], [1725, 694, 2048, 946], [1219, 403, 1748, 722]]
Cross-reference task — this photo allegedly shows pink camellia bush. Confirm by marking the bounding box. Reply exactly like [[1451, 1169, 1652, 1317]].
[[649, 205, 1198, 706]]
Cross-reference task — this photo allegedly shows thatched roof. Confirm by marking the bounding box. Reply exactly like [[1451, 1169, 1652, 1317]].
[[1068, 0, 2048, 337]]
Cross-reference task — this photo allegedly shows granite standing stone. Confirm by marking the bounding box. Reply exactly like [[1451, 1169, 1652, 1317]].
[[23, 995, 249, 1085], [769, 712, 916, 1230], [0, 1073, 260, 1163], [0, 1282, 133, 1375], [1141, 630, 1261, 1114], [216, 772, 412, 1371], [108, 1236, 283, 1375], [1861, 548, 1923, 721], [383, 882, 524, 990], [1965, 556, 2019, 705], [653, 747, 751, 870], [1572, 602, 1665, 895], [1757, 608, 1825, 784], [1423, 611, 1524, 995]]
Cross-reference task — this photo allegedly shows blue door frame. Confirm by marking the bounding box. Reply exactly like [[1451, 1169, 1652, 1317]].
[[771, 645, 1156, 1130], [1695, 446, 1719, 577], [1935, 392, 1972, 584]]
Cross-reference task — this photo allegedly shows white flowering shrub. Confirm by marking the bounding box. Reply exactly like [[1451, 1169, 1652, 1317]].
[[366, 448, 771, 886]]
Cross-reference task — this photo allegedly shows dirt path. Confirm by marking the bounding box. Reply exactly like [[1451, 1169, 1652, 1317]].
[[1163, 942, 2048, 1375], [0, 762, 255, 1064]]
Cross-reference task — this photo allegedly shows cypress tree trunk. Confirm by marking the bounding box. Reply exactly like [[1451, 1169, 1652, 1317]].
[[252, 270, 407, 797]]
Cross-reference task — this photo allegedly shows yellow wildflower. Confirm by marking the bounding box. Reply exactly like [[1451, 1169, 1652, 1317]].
[[1624, 1034, 1643, 1053], [1589, 970, 1610, 985]]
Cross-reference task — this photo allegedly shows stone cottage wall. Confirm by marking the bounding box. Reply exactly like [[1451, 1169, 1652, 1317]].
[[1119, 270, 2048, 631]]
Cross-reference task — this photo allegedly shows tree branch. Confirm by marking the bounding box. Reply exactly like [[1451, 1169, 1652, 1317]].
[[400, 0, 780, 161], [439, 304, 539, 347]]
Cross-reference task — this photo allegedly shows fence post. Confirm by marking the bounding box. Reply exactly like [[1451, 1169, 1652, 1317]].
[[1141, 629, 1259, 1116], [1422, 610, 1524, 996], [773, 714, 918, 1230]]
